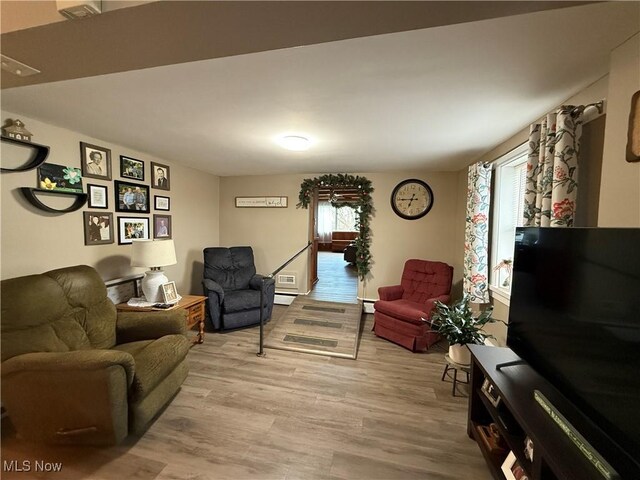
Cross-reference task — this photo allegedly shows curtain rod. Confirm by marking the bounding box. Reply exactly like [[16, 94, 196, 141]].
[[568, 100, 605, 115], [479, 99, 605, 168]]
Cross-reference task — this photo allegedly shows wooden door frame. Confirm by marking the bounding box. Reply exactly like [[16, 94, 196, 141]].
[[307, 188, 319, 291]]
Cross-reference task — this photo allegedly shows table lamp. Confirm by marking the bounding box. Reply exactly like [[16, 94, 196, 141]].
[[131, 239, 177, 303]]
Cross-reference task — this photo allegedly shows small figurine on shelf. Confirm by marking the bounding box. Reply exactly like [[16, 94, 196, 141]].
[[2, 119, 33, 142]]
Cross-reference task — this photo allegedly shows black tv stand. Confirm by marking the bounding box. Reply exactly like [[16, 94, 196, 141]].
[[495, 359, 526, 371], [467, 345, 633, 480]]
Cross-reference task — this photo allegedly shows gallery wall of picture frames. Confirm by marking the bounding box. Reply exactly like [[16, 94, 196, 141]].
[[1, 118, 173, 246], [81, 142, 173, 246]]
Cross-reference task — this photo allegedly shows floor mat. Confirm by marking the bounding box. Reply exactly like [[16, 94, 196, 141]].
[[264, 296, 363, 359]]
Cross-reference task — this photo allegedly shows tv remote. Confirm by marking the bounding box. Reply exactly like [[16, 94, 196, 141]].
[[153, 303, 173, 309]]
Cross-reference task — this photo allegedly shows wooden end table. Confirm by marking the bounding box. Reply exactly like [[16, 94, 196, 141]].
[[117, 294, 207, 345]]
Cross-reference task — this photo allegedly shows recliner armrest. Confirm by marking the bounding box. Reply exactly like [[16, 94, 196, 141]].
[[116, 310, 187, 344], [421, 295, 452, 322], [1, 350, 134, 445], [202, 278, 224, 301], [378, 285, 404, 301], [431, 294, 451, 305], [1, 350, 135, 387], [249, 275, 275, 290]]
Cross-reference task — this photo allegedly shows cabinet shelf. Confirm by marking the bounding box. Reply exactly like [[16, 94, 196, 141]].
[[1, 136, 50, 173], [470, 420, 508, 479], [20, 187, 87, 213], [467, 345, 634, 480]]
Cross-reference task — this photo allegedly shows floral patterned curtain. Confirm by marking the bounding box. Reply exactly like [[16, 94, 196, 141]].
[[463, 163, 492, 303], [523, 106, 584, 227]]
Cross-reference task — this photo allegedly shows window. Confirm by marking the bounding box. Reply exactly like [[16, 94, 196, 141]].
[[490, 143, 528, 302], [334, 206, 357, 231], [317, 202, 358, 243]]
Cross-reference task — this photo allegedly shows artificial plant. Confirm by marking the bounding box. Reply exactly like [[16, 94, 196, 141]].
[[430, 295, 499, 345]]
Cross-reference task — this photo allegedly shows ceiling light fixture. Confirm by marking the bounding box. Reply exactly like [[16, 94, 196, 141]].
[[278, 135, 311, 151]]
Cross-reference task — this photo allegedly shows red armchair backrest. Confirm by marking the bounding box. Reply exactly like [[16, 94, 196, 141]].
[[401, 259, 453, 304]]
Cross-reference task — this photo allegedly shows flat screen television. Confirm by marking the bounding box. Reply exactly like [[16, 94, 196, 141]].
[[507, 227, 640, 477]]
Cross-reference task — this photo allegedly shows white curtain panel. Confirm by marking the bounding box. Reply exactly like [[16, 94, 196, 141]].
[[317, 201, 333, 243], [463, 163, 492, 303], [524, 106, 583, 227]]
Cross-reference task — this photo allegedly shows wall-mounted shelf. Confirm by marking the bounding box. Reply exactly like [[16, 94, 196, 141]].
[[21, 188, 87, 213], [1, 136, 50, 173]]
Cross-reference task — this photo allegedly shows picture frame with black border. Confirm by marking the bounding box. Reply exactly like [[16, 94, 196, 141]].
[[481, 378, 502, 408], [80, 142, 112, 180], [154, 195, 170, 211], [161, 281, 178, 304], [120, 155, 145, 181], [87, 183, 108, 209], [151, 161, 170, 191], [117, 216, 150, 245], [153, 214, 172, 239], [83, 212, 114, 245], [114, 180, 150, 213]]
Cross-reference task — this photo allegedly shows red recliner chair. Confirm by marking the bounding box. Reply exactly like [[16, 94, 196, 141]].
[[373, 259, 453, 352]]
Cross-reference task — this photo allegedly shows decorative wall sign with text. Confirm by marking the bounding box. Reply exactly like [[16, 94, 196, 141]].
[[235, 196, 288, 208]]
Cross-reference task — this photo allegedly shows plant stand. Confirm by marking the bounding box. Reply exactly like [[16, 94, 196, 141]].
[[441, 354, 470, 397]]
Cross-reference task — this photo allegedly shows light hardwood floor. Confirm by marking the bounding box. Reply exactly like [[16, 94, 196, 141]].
[[1, 306, 491, 480], [307, 252, 358, 304]]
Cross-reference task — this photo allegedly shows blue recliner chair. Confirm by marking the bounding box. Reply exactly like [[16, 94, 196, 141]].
[[202, 246, 275, 331]]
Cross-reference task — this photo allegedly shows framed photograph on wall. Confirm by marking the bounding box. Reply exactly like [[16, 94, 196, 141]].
[[114, 180, 150, 213], [87, 184, 108, 209], [120, 155, 145, 181], [117, 216, 150, 245], [161, 281, 179, 304], [83, 212, 114, 245], [153, 214, 172, 239], [80, 142, 112, 180], [154, 195, 170, 211], [151, 162, 170, 191]]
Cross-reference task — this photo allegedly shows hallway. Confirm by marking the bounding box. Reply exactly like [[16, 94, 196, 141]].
[[307, 251, 358, 304]]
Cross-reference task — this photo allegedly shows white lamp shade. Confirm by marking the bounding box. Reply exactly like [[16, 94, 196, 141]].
[[131, 239, 177, 268]]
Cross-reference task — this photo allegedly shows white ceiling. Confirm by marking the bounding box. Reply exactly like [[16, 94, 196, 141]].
[[2, 2, 639, 176]]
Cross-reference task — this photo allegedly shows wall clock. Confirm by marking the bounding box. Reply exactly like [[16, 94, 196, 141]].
[[390, 178, 434, 220]]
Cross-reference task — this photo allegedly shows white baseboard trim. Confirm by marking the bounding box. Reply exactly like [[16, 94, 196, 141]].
[[358, 297, 376, 314], [484, 338, 498, 347], [274, 290, 311, 306], [274, 294, 296, 305]]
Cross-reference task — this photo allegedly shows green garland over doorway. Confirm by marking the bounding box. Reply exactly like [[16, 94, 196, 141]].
[[297, 174, 373, 280]]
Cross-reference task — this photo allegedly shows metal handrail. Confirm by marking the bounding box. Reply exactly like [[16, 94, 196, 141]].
[[257, 241, 312, 357]]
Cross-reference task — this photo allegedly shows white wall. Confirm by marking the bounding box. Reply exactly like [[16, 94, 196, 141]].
[[219, 170, 461, 300], [598, 33, 640, 227], [1, 110, 220, 295]]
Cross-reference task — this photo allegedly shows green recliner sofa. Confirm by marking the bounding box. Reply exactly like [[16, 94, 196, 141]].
[[1, 265, 190, 445]]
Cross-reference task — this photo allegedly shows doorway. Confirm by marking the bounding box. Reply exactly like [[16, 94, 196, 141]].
[[307, 187, 359, 303]]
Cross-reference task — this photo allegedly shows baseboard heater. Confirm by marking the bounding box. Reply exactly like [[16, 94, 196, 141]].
[[358, 297, 376, 314], [275, 294, 376, 312], [274, 291, 310, 306]]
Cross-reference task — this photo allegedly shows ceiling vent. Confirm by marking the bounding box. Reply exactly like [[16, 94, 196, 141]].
[[57, 1, 101, 20]]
